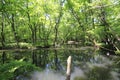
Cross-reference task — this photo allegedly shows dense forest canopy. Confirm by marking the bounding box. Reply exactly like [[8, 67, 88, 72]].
[[0, 0, 120, 80], [0, 0, 120, 54]]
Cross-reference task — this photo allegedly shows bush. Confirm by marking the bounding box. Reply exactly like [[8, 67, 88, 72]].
[[0, 60, 41, 80]]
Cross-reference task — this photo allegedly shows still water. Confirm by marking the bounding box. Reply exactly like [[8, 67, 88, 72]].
[[0, 48, 120, 80]]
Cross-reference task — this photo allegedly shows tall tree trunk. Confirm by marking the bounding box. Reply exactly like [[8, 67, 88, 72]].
[[99, 4, 116, 54], [54, 0, 64, 47], [27, 14, 37, 44], [67, 0, 86, 45], [1, 12, 5, 48], [11, 13, 19, 48], [33, 23, 37, 44], [27, 12, 34, 44], [26, 1, 35, 44], [54, 12, 62, 47], [1, 0, 5, 48]]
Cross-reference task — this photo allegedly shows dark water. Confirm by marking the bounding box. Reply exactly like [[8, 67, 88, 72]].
[[0, 48, 120, 80]]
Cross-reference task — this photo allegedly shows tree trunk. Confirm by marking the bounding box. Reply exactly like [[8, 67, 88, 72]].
[[11, 13, 19, 48], [67, 0, 86, 45], [99, 5, 116, 54], [54, 13, 62, 47], [54, 0, 64, 47], [66, 56, 72, 80], [1, 12, 5, 48], [26, 1, 35, 44]]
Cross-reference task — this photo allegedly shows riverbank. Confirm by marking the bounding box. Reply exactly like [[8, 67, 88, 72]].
[[0, 46, 94, 52]]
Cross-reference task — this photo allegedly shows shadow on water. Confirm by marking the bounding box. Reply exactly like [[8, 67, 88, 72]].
[[0, 48, 120, 80]]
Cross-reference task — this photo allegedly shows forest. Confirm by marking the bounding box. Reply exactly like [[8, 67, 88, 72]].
[[0, 0, 120, 54], [0, 0, 120, 80]]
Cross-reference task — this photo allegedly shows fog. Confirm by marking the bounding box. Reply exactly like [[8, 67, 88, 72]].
[[31, 71, 65, 80], [31, 55, 119, 80], [31, 67, 85, 80], [31, 67, 119, 80]]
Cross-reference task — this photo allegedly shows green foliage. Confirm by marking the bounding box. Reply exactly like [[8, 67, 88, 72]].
[[74, 77, 87, 80], [5, 42, 33, 49], [0, 0, 120, 50], [0, 60, 41, 80], [87, 66, 112, 80], [115, 47, 120, 54], [18, 42, 33, 49]]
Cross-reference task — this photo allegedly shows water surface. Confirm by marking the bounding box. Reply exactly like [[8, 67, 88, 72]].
[[0, 48, 120, 80]]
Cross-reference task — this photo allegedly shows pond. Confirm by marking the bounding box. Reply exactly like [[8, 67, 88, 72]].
[[0, 48, 120, 80]]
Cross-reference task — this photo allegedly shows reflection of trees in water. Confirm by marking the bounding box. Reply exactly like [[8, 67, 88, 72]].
[[73, 55, 119, 80], [32, 50, 49, 68], [2, 52, 6, 64], [54, 50, 64, 71], [73, 66, 112, 80], [86, 66, 112, 80], [1, 51, 13, 64], [32, 50, 37, 65], [54, 50, 58, 70], [0, 49, 119, 80], [44, 50, 65, 71]]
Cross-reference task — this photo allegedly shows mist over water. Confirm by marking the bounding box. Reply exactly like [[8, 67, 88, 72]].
[[31, 67, 85, 80], [31, 71, 65, 80], [31, 63, 65, 80], [71, 67, 86, 80], [31, 55, 120, 80], [31, 67, 119, 80]]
